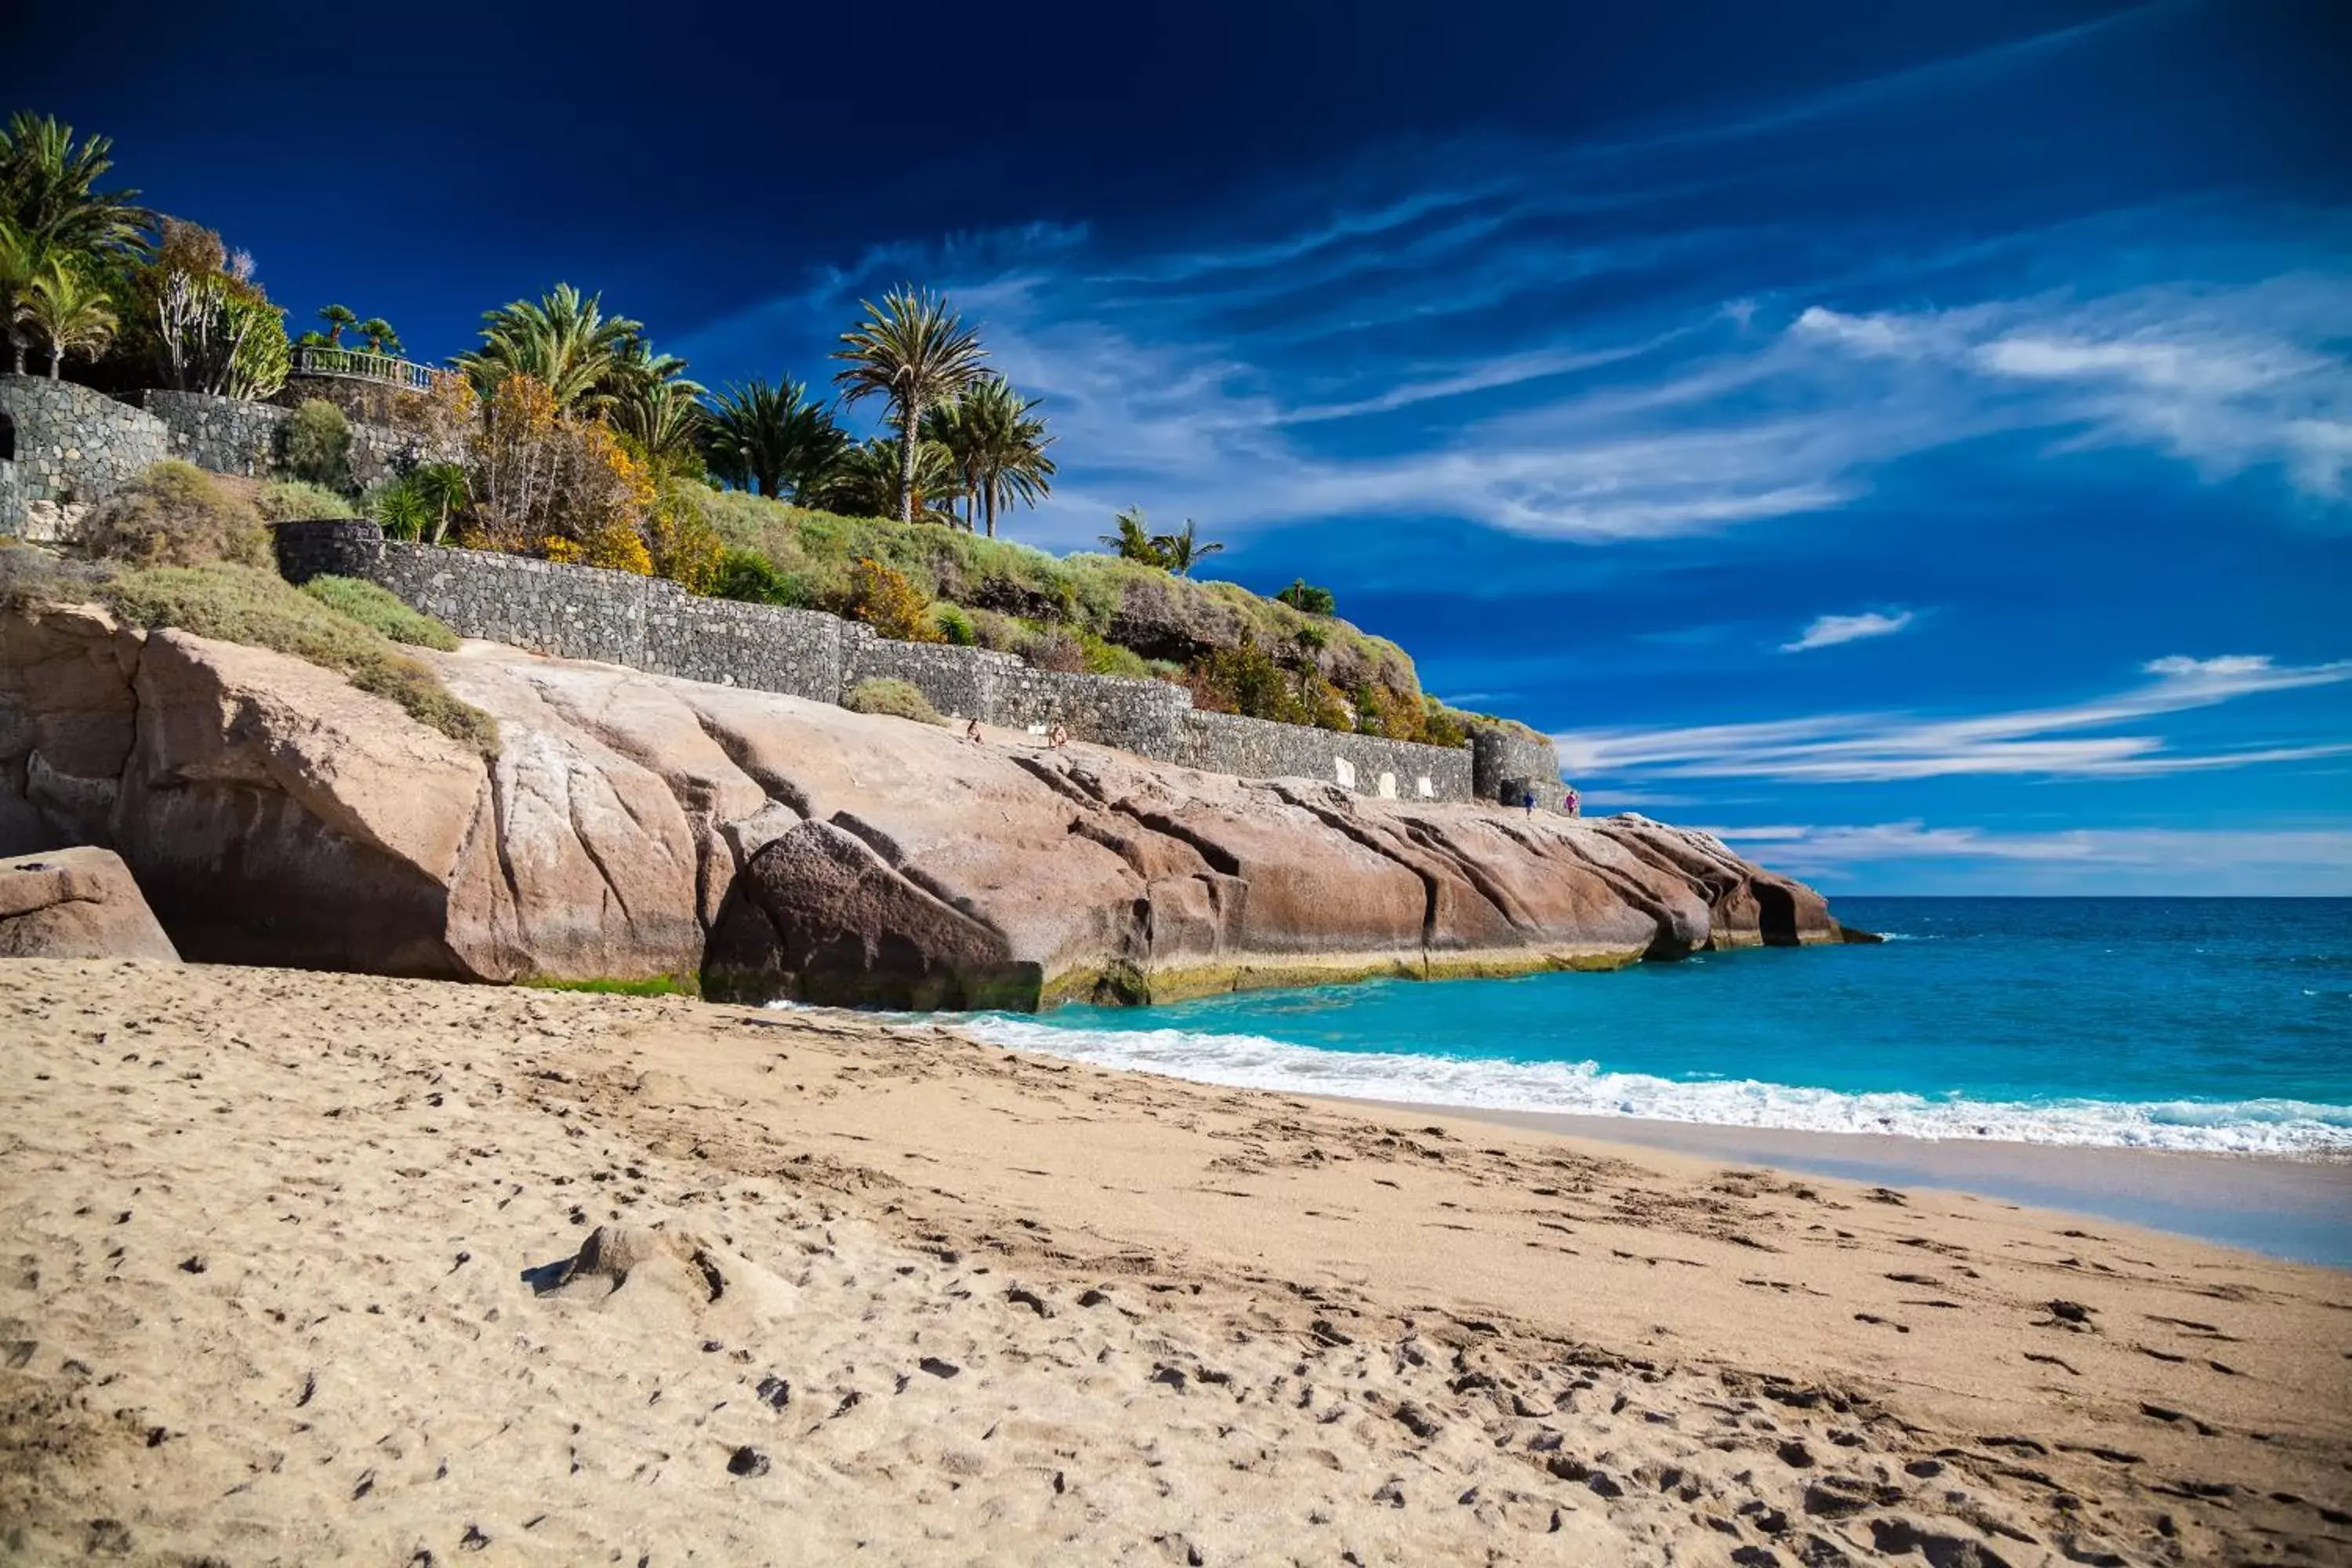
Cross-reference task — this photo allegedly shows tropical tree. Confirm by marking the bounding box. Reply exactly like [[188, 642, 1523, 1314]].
[[459, 283, 643, 412], [317, 303, 358, 346], [357, 316, 401, 355], [1152, 517, 1224, 576], [704, 377, 851, 501], [821, 435, 962, 523], [0, 218, 37, 374], [922, 373, 1054, 539], [0, 112, 152, 260], [612, 374, 706, 478], [1099, 506, 1164, 565], [831, 285, 986, 524], [16, 258, 118, 378]]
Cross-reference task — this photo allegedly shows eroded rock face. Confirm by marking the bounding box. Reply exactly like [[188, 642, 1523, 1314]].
[[0, 846, 179, 961], [0, 606, 1847, 1005]]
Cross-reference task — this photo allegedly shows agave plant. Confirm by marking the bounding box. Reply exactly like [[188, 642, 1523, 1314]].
[[16, 257, 118, 379], [832, 286, 987, 524], [459, 284, 644, 412], [922, 374, 1054, 539], [704, 378, 851, 501], [0, 112, 154, 260]]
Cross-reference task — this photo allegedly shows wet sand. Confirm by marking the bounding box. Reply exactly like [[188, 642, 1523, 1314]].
[[1368, 1102, 2352, 1269], [4, 959, 2347, 1564]]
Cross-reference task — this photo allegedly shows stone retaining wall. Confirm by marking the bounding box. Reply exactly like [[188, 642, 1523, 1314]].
[[1472, 726, 1569, 811], [143, 390, 462, 490], [274, 524, 1526, 804], [0, 376, 170, 532]]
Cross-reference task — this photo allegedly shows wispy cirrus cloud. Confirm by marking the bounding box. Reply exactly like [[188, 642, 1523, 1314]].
[[1690, 821, 2352, 892], [1556, 654, 2352, 783], [1782, 610, 1916, 654]]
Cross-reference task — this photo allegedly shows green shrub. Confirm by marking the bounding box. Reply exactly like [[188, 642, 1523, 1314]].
[[1077, 630, 1152, 679], [931, 601, 975, 645], [842, 677, 945, 726], [256, 479, 356, 522], [708, 547, 804, 606], [1275, 578, 1337, 616], [365, 475, 431, 540], [1188, 634, 1308, 724], [101, 561, 497, 754], [1421, 702, 1471, 749], [283, 398, 353, 490], [520, 975, 695, 997], [77, 461, 270, 569], [1023, 628, 1085, 673], [299, 575, 461, 650]]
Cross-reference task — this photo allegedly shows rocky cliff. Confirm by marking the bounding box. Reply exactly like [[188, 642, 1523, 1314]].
[[0, 605, 1851, 1007]]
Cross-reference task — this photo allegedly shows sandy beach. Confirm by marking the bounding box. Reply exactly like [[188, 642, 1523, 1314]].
[[3, 958, 2347, 1565]]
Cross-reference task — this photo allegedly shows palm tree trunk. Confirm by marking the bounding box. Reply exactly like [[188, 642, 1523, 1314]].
[[985, 482, 997, 539], [47, 348, 60, 380], [897, 396, 920, 523]]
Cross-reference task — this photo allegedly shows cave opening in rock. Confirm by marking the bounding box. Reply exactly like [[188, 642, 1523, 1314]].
[[0, 409, 15, 463], [1755, 882, 1799, 946]]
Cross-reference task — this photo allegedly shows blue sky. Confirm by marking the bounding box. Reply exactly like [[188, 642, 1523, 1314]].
[[11, 0, 2348, 892]]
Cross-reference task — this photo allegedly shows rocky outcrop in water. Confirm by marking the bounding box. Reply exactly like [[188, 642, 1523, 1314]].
[[0, 605, 1847, 1006]]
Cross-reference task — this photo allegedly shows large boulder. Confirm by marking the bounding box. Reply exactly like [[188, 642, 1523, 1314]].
[[0, 846, 179, 961], [0, 603, 1852, 1005]]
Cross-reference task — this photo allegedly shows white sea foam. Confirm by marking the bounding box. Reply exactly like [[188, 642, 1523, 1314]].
[[953, 1016, 2352, 1155]]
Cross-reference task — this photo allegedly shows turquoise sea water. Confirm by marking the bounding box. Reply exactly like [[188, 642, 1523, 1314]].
[[961, 898, 2352, 1155]]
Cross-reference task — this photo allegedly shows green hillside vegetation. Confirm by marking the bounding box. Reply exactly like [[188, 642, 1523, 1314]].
[[695, 487, 1486, 743]]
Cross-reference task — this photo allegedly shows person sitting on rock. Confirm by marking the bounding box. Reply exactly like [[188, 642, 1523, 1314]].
[[965, 717, 983, 745], [1047, 721, 1069, 749]]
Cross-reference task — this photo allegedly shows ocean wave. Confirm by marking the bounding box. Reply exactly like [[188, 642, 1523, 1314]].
[[956, 1017, 2352, 1155]]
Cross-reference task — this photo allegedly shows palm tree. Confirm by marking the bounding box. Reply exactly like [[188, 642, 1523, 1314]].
[[1152, 518, 1224, 576], [923, 374, 1055, 539], [705, 378, 851, 501], [16, 260, 118, 379], [820, 436, 962, 523], [0, 113, 153, 260], [831, 286, 987, 524], [0, 219, 38, 375], [459, 283, 642, 412], [613, 375, 706, 477], [317, 303, 358, 347], [357, 316, 401, 355], [1099, 506, 1164, 565]]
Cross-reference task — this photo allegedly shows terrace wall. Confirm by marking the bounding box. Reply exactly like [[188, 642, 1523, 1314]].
[[276, 524, 1522, 804]]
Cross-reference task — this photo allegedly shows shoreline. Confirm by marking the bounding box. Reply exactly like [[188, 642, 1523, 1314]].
[[1334, 1097, 2352, 1269], [7, 959, 2348, 1563]]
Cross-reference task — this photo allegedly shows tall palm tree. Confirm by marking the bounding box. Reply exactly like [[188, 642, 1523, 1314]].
[[459, 283, 642, 412], [705, 378, 851, 501], [831, 286, 986, 524], [317, 303, 358, 347], [0, 113, 153, 260], [16, 260, 118, 379], [1152, 518, 1224, 576], [924, 374, 1055, 539], [357, 316, 401, 355]]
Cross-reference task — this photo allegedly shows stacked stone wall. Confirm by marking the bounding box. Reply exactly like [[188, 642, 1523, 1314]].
[[0, 376, 169, 532], [1472, 726, 1567, 810], [269, 524, 1547, 806], [143, 390, 463, 490]]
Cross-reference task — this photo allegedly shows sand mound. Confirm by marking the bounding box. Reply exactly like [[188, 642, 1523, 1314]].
[[526, 1222, 796, 1334]]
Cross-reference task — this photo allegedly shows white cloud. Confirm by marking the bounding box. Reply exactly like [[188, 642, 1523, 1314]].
[[1556, 654, 2352, 782], [1692, 821, 2352, 893], [1781, 609, 1915, 653]]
